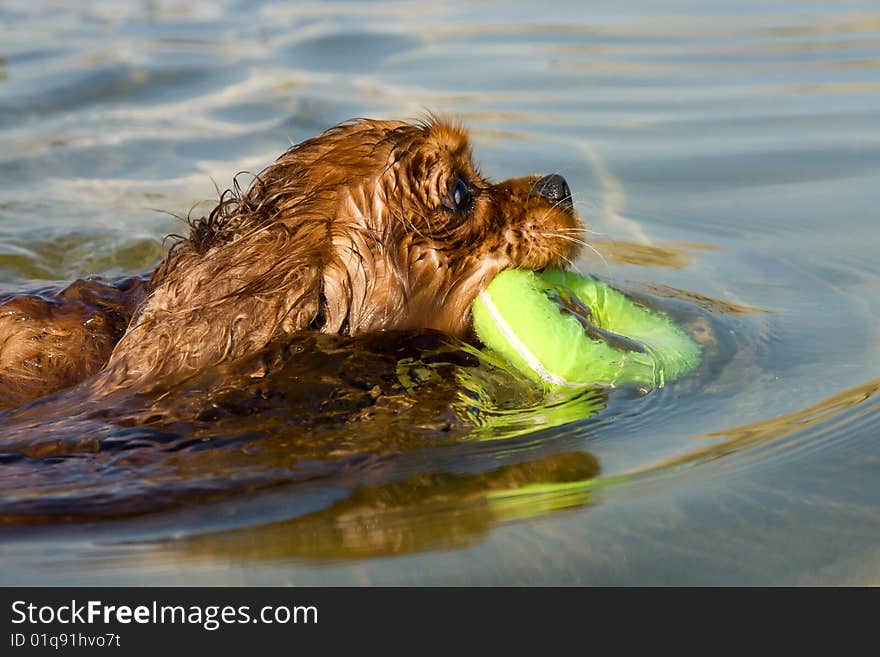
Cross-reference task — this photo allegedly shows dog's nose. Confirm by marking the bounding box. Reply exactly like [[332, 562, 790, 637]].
[[535, 174, 573, 209]]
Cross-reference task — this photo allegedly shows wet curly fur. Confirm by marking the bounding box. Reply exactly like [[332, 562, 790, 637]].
[[0, 117, 583, 410]]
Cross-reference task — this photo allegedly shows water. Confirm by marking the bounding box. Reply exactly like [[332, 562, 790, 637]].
[[1, 0, 879, 584]]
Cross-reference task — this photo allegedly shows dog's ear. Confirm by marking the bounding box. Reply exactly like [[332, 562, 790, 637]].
[[114, 119, 406, 378], [102, 122, 413, 386], [103, 224, 327, 388]]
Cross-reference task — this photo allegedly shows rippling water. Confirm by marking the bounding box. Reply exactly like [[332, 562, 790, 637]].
[[1, 0, 879, 584]]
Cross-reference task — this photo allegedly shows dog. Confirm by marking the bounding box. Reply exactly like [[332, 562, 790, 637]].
[[0, 117, 583, 411]]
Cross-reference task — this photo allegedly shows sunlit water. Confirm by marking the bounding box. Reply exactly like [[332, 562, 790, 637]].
[[1, 0, 879, 584]]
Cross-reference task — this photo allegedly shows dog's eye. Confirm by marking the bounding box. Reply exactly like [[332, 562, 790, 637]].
[[442, 177, 471, 212]]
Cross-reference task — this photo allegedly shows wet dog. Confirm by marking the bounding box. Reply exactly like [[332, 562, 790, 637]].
[[0, 118, 582, 411]]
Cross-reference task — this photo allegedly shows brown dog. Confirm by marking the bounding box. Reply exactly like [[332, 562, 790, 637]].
[[0, 118, 582, 410]]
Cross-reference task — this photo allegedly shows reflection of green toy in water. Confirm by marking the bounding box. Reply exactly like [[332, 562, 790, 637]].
[[472, 269, 701, 390], [486, 471, 637, 521]]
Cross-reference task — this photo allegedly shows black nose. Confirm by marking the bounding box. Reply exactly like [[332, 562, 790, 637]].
[[535, 174, 573, 209]]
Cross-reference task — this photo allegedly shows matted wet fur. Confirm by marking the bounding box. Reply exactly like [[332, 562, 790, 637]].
[[0, 117, 583, 412]]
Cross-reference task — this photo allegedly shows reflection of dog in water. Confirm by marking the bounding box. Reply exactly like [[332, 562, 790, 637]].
[[0, 118, 582, 410]]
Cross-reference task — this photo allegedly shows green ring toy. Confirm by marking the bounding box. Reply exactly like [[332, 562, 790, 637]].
[[472, 269, 701, 389]]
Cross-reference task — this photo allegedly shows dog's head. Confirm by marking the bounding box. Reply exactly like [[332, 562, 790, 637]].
[[112, 118, 583, 382]]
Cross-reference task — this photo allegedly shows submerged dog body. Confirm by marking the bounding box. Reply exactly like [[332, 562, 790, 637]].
[[0, 118, 582, 409]]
